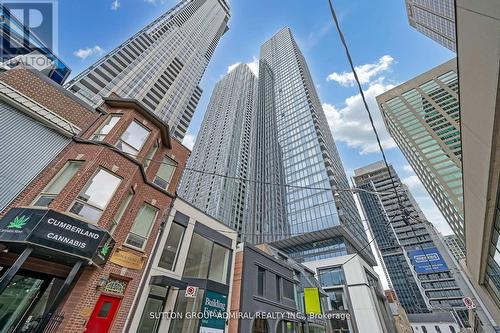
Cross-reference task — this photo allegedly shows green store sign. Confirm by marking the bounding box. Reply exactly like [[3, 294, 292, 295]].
[[199, 290, 227, 333]]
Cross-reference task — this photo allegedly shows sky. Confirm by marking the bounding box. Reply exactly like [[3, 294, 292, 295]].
[[56, 0, 455, 236]]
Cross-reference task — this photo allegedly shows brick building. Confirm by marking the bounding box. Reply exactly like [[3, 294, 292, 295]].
[[0, 68, 190, 332]]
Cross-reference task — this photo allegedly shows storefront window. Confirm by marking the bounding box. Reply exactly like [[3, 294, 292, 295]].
[[158, 222, 186, 271], [33, 161, 82, 207], [69, 168, 121, 222], [137, 285, 168, 333], [92, 115, 121, 141], [277, 320, 303, 333], [116, 120, 150, 156], [183, 233, 232, 284], [169, 289, 205, 333], [125, 203, 159, 249]]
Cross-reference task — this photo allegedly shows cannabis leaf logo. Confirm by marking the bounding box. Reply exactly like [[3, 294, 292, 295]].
[[7, 215, 29, 229], [100, 240, 111, 256]]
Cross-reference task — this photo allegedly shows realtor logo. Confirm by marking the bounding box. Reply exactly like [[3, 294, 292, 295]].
[[0, 0, 58, 61], [7, 215, 29, 229]]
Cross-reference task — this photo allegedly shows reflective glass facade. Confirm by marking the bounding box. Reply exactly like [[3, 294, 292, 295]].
[[251, 28, 369, 262], [377, 60, 464, 242], [354, 162, 468, 322], [66, 0, 230, 140], [179, 64, 256, 233], [405, 0, 456, 51]]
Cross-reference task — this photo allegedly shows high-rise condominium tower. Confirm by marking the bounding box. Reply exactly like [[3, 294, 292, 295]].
[[405, 0, 456, 52], [252, 28, 371, 263], [179, 64, 257, 233], [376, 59, 464, 242], [354, 161, 480, 327], [65, 0, 230, 140]]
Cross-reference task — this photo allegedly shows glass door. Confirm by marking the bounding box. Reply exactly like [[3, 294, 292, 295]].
[[0, 274, 48, 333]]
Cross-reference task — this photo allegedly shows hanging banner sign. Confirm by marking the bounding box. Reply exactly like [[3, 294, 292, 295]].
[[0, 207, 114, 265]]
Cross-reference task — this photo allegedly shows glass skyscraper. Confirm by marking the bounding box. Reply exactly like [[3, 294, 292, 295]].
[[65, 0, 230, 140], [376, 59, 464, 242], [179, 64, 256, 233], [405, 0, 456, 52], [354, 161, 473, 326], [251, 28, 371, 264]]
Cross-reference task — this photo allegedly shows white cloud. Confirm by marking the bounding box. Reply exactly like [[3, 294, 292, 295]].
[[144, 0, 167, 5], [323, 79, 396, 154], [403, 164, 414, 173], [226, 56, 259, 77], [326, 55, 394, 87], [182, 133, 196, 150], [111, 0, 120, 10], [73, 46, 105, 60]]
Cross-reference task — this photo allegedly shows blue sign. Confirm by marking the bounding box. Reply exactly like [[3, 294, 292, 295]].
[[408, 247, 448, 273], [200, 290, 227, 333]]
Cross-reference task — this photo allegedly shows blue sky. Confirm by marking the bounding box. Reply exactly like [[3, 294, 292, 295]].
[[57, 0, 455, 235]]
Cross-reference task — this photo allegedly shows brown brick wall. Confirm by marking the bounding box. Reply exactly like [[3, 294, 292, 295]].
[[228, 251, 243, 333], [0, 68, 98, 130], [1, 101, 190, 333]]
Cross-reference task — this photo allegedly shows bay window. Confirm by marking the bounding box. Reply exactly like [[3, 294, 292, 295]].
[[116, 120, 150, 156], [125, 203, 159, 249], [153, 155, 176, 190], [33, 161, 82, 207], [92, 115, 121, 141], [69, 168, 121, 222]]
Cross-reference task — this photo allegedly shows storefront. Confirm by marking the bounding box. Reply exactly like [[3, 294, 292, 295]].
[[0, 207, 114, 332]]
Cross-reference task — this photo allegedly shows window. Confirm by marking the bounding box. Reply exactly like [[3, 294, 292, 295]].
[[449, 326, 456, 333], [209, 243, 230, 284], [153, 155, 177, 189], [183, 233, 232, 284], [326, 289, 346, 311], [69, 169, 121, 222], [125, 203, 159, 249], [137, 285, 168, 333], [318, 267, 345, 287], [252, 319, 268, 333], [421, 326, 428, 333], [143, 140, 159, 170], [92, 115, 120, 141], [276, 275, 281, 301], [257, 267, 265, 296], [169, 288, 205, 333], [283, 279, 294, 300], [110, 191, 133, 234], [33, 161, 82, 207], [158, 222, 185, 271], [116, 120, 150, 156], [435, 326, 441, 333], [183, 233, 212, 279]]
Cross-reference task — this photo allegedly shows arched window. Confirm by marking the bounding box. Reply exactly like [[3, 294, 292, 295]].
[[252, 318, 268, 333]]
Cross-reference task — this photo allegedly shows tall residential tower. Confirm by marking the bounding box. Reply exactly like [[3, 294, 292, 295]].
[[178, 64, 256, 233], [65, 0, 230, 140], [253, 28, 371, 264]]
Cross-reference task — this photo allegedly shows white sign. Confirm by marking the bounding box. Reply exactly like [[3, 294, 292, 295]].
[[463, 297, 476, 309], [185, 285, 198, 298]]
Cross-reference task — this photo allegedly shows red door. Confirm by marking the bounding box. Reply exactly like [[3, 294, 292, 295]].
[[86, 295, 121, 333]]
